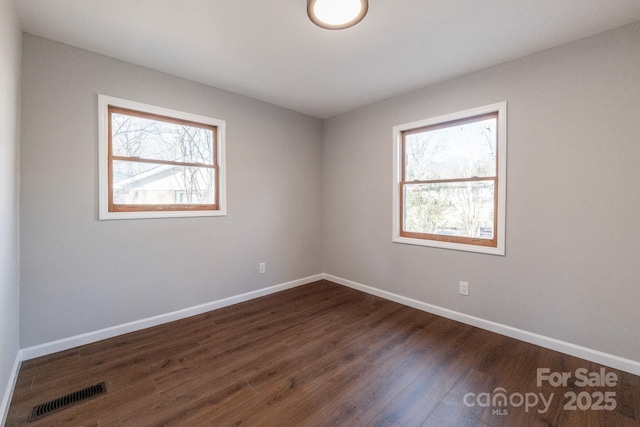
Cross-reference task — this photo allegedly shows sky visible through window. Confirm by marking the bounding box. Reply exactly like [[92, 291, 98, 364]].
[[110, 111, 215, 206], [403, 117, 497, 239]]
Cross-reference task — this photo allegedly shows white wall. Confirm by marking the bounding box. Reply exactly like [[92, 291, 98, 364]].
[[0, 0, 22, 417], [20, 35, 323, 347], [323, 22, 640, 362]]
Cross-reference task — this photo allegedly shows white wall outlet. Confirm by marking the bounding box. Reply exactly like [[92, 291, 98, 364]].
[[459, 281, 469, 296], [259, 262, 266, 274]]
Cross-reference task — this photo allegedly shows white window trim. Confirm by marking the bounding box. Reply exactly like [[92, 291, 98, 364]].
[[392, 102, 507, 255], [98, 94, 227, 220]]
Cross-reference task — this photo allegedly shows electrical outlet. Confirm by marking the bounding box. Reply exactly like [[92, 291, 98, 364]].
[[259, 262, 266, 274], [459, 281, 469, 296]]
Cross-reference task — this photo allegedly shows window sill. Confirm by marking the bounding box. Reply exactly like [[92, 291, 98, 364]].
[[392, 235, 505, 256], [98, 209, 227, 220]]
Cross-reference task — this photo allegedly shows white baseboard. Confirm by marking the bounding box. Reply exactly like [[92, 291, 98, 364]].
[[1, 350, 22, 426], [21, 274, 323, 361], [11, 271, 640, 395], [323, 273, 640, 376]]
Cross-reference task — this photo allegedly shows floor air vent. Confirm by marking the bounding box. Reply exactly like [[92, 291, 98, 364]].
[[29, 382, 107, 422]]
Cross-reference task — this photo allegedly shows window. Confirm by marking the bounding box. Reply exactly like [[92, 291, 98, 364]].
[[98, 95, 226, 219], [392, 102, 506, 255]]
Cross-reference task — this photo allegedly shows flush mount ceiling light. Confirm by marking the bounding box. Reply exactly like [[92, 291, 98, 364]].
[[307, 0, 369, 30]]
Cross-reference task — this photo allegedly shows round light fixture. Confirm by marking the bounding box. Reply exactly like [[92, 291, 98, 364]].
[[307, 0, 369, 30]]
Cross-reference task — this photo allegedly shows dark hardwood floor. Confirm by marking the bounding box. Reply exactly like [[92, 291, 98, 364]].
[[6, 280, 640, 426]]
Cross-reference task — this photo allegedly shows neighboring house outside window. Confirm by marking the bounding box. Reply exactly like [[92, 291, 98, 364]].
[[392, 102, 507, 255]]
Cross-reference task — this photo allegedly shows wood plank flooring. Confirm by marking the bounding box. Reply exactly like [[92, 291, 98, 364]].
[[6, 280, 640, 426]]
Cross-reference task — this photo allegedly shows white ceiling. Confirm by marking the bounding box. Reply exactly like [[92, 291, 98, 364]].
[[16, 0, 640, 118]]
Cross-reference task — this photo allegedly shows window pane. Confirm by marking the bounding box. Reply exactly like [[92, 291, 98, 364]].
[[404, 117, 496, 181], [111, 112, 214, 165], [403, 180, 494, 239], [113, 160, 215, 205]]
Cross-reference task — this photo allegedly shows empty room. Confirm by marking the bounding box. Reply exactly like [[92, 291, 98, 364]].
[[1, 0, 640, 425]]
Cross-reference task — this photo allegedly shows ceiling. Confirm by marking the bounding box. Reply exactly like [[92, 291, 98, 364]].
[[16, 0, 640, 118]]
